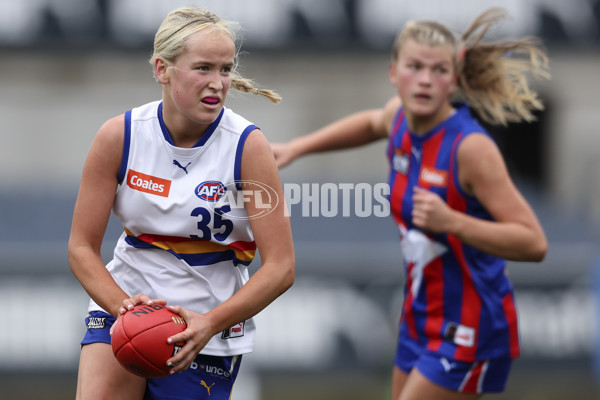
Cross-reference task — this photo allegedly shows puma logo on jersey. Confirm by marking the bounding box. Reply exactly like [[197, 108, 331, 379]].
[[200, 380, 215, 395], [173, 160, 191, 174], [411, 146, 422, 161], [127, 169, 171, 197]]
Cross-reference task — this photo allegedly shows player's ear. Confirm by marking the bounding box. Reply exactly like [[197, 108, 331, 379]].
[[154, 57, 170, 84]]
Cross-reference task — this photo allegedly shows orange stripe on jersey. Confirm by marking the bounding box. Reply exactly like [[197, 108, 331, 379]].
[[124, 228, 256, 263]]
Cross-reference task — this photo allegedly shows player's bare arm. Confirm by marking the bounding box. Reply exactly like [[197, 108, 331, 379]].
[[448, 133, 547, 261], [210, 129, 294, 330], [165, 129, 295, 373], [272, 96, 399, 168], [68, 115, 133, 317]]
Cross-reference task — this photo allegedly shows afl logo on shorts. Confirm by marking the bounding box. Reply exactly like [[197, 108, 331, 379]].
[[196, 181, 227, 201]]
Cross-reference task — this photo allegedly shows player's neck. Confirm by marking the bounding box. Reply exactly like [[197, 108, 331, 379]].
[[406, 103, 455, 136]]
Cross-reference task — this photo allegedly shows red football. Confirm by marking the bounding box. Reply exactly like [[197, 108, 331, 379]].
[[111, 304, 187, 378]]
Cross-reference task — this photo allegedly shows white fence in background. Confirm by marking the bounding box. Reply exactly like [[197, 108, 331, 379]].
[[0, 275, 596, 371]]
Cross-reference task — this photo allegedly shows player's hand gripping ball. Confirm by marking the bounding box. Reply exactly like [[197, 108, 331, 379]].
[[111, 304, 187, 378]]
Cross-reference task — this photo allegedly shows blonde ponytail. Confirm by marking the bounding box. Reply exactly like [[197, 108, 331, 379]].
[[231, 77, 282, 104], [392, 7, 550, 126], [456, 8, 550, 125], [151, 6, 282, 104]]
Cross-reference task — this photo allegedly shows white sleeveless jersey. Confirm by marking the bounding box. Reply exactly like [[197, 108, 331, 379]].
[[88, 100, 259, 356]]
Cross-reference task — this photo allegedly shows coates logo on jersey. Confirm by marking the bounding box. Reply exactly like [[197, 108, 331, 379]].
[[195, 181, 227, 201], [127, 169, 171, 197]]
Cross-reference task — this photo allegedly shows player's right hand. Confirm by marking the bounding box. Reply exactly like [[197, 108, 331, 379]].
[[119, 294, 167, 315]]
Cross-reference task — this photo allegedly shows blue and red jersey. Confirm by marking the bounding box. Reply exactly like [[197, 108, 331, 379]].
[[387, 103, 520, 362]]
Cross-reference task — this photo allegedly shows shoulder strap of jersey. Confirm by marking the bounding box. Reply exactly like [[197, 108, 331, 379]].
[[117, 109, 132, 184], [387, 107, 405, 163]]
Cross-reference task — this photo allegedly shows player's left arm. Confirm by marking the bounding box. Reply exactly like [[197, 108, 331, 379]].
[[166, 129, 295, 372], [214, 127, 296, 325], [412, 133, 547, 261]]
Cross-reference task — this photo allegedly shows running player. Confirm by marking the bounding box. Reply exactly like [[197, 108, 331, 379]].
[[272, 8, 548, 400], [68, 6, 294, 400]]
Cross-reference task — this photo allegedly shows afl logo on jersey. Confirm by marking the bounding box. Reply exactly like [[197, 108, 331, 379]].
[[196, 181, 227, 201], [392, 150, 409, 175]]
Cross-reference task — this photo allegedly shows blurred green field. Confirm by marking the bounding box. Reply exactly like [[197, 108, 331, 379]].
[[2, 364, 598, 400]]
